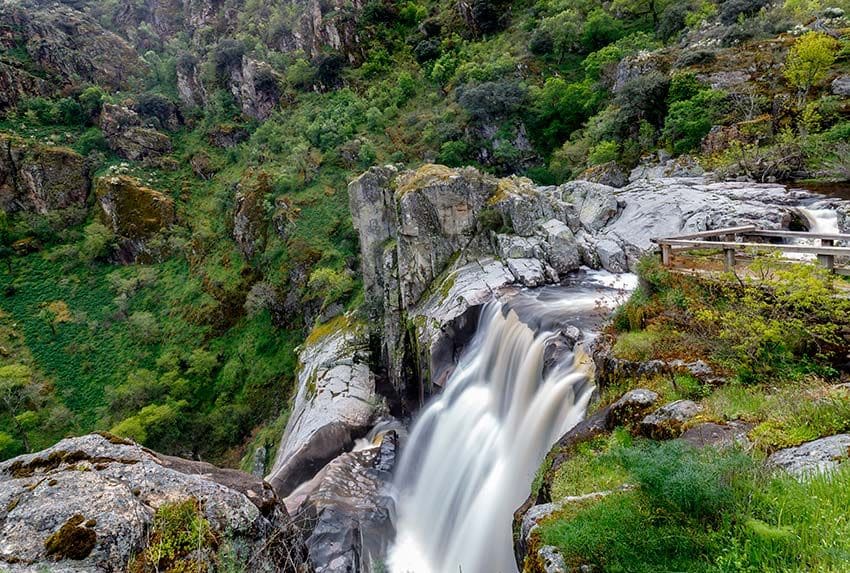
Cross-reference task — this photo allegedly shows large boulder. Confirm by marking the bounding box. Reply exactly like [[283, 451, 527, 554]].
[[290, 433, 397, 573], [0, 433, 310, 572], [768, 434, 850, 477], [0, 134, 90, 221], [267, 317, 378, 497], [640, 400, 703, 439], [100, 104, 172, 162], [95, 174, 175, 261]]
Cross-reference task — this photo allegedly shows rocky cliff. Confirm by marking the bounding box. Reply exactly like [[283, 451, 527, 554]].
[[0, 1, 146, 109], [348, 164, 835, 405], [0, 133, 90, 225]]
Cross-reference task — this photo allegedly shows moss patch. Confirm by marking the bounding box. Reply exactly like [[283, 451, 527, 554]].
[[44, 514, 97, 560]]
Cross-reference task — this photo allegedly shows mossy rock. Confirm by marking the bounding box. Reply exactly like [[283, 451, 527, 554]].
[[44, 514, 97, 560], [95, 175, 175, 241]]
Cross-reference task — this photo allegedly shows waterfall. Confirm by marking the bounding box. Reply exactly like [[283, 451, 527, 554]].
[[798, 205, 840, 236], [387, 273, 633, 573]]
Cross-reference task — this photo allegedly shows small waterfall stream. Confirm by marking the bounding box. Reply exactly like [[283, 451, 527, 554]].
[[388, 272, 635, 573]]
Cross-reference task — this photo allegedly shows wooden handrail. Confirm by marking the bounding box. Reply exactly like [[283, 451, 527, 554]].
[[658, 239, 850, 256], [653, 225, 850, 272], [743, 230, 850, 241]]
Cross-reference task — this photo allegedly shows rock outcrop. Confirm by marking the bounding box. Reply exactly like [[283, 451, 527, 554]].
[[100, 104, 173, 162], [768, 434, 850, 477], [228, 57, 282, 121], [267, 318, 378, 498], [265, 317, 398, 573], [0, 134, 90, 223], [0, 4, 145, 109], [349, 164, 810, 402], [0, 433, 311, 572], [95, 174, 175, 261]]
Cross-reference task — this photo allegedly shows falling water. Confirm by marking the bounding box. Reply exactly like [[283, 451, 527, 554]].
[[388, 272, 635, 573]]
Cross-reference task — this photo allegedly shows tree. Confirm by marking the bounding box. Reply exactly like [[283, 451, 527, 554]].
[[0, 364, 37, 452], [39, 300, 72, 336], [784, 32, 839, 105]]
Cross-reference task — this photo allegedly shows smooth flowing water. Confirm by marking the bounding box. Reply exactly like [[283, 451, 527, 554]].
[[388, 272, 635, 573]]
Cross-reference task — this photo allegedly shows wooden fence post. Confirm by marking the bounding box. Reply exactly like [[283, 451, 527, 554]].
[[661, 243, 672, 267], [724, 248, 736, 271], [818, 239, 835, 271]]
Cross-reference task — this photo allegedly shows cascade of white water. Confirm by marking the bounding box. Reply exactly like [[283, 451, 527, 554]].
[[388, 295, 599, 573]]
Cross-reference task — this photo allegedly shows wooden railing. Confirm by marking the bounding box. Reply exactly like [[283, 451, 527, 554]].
[[652, 225, 850, 273]]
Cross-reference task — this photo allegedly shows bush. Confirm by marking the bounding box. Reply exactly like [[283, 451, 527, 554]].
[[784, 32, 840, 102], [457, 80, 527, 121], [612, 72, 670, 136], [437, 140, 471, 167], [76, 129, 109, 156], [587, 140, 619, 165], [307, 267, 355, 309], [719, 0, 769, 24], [581, 9, 624, 52], [662, 89, 726, 154]]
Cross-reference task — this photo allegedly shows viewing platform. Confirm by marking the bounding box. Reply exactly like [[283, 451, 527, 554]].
[[652, 225, 850, 275]]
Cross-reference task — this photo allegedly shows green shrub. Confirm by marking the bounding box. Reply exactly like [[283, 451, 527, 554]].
[[662, 89, 726, 154], [587, 140, 619, 165], [132, 498, 216, 572], [307, 267, 355, 309]]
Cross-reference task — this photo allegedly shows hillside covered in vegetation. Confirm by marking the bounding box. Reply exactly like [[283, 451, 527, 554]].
[[0, 0, 848, 473]]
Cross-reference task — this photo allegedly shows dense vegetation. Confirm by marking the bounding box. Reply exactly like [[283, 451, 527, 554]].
[[0, 0, 849, 468]]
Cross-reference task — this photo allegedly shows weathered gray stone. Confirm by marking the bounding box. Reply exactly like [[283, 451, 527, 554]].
[[496, 234, 547, 260], [291, 432, 397, 573], [608, 388, 660, 428], [594, 237, 628, 273], [768, 434, 850, 477], [640, 400, 703, 439], [267, 319, 377, 497], [100, 103, 172, 161], [507, 257, 548, 287], [0, 134, 90, 220], [537, 546, 567, 573], [0, 434, 309, 572], [680, 422, 751, 449], [831, 75, 850, 97], [557, 181, 619, 232], [539, 219, 581, 276]]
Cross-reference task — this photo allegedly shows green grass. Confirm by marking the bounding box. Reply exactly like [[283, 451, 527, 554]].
[[549, 429, 631, 499], [540, 441, 850, 573]]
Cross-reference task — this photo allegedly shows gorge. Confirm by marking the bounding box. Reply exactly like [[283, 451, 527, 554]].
[[1, 0, 850, 570]]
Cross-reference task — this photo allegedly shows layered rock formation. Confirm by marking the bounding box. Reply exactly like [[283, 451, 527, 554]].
[[0, 134, 90, 221], [0, 2, 145, 109], [100, 104, 173, 162], [0, 433, 311, 572]]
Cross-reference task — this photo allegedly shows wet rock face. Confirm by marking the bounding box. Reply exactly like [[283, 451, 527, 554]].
[[293, 433, 398, 573], [267, 320, 378, 498], [100, 104, 173, 161], [95, 174, 175, 261], [0, 134, 90, 222], [0, 434, 311, 572], [768, 434, 850, 477]]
